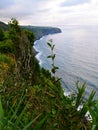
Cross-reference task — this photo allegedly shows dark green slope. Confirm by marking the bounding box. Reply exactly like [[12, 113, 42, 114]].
[[0, 21, 9, 30], [0, 21, 61, 40], [21, 25, 61, 40]]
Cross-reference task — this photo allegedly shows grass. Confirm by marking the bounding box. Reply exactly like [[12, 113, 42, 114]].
[[0, 53, 13, 64], [0, 94, 44, 130]]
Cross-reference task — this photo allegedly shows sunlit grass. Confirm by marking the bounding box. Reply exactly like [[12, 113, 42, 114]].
[[0, 53, 11, 64], [0, 53, 16, 83]]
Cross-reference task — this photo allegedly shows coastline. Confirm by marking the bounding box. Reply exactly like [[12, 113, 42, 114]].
[[33, 31, 62, 62], [33, 36, 45, 65]]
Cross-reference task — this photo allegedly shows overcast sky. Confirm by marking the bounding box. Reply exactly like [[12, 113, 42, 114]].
[[0, 0, 98, 27]]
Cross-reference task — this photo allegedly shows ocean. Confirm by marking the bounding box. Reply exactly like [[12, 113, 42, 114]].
[[34, 25, 98, 99]]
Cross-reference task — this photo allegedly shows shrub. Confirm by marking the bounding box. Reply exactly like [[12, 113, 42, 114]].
[[0, 28, 5, 41], [0, 40, 14, 54]]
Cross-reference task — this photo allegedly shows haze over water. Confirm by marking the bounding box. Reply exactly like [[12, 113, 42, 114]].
[[34, 25, 98, 99]]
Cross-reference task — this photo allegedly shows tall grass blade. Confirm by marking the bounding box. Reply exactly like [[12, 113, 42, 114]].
[[0, 96, 4, 130], [33, 116, 47, 130], [23, 113, 41, 130], [14, 101, 28, 128], [9, 93, 25, 122], [75, 82, 86, 108]]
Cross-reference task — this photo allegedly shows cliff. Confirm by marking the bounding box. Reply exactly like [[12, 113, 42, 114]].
[[21, 25, 61, 40], [0, 21, 61, 40], [0, 19, 94, 129], [0, 21, 9, 30]]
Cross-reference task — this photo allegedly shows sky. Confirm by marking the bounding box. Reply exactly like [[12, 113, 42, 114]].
[[0, 0, 98, 27]]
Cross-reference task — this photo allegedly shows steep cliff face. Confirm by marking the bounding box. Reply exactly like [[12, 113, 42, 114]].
[[0, 20, 61, 84], [17, 30, 33, 73], [18, 30, 40, 84], [4, 18, 40, 85]]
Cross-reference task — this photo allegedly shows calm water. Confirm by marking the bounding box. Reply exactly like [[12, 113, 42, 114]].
[[34, 25, 98, 99]]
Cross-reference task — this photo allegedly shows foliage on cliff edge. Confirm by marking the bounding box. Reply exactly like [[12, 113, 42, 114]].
[[0, 18, 97, 130]]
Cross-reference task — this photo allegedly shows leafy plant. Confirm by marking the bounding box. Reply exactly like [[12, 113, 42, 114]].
[[0, 93, 44, 130], [88, 99, 98, 130], [75, 81, 96, 124], [47, 39, 59, 82]]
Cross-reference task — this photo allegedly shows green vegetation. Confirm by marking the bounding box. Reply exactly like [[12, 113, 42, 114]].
[[0, 21, 8, 30], [24, 30, 35, 46], [0, 28, 5, 41], [47, 39, 59, 81], [0, 20, 61, 41], [21, 25, 61, 40], [0, 18, 97, 129], [0, 40, 14, 53]]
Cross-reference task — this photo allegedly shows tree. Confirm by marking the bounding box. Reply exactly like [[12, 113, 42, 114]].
[[8, 18, 21, 58], [8, 18, 21, 35]]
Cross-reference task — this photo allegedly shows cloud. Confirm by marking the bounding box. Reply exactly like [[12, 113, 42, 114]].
[[0, 0, 98, 26], [0, 0, 15, 9], [60, 0, 90, 7]]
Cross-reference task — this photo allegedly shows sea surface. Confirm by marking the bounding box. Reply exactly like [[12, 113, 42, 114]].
[[34, 25, 98, 99]]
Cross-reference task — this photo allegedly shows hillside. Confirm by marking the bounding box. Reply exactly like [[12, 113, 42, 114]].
[[0, 21, 9, 30], [21, 25, 61, 40], [0, 19, 96, 130], [0, 21, 61, 40]]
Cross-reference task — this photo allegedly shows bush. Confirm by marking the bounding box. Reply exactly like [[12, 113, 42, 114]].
[[0, 40, 14, 54], [0, 28, 5, 41]]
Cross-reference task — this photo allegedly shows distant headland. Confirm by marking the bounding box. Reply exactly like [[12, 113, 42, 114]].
[[21, 25, 61, 40], [0, 21, 61, 41]]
